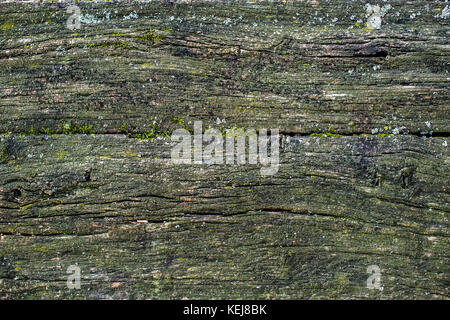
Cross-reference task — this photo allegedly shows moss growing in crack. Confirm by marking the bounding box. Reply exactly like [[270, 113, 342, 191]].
[[80, 184, 100, 190], [0, 146, 7, 163], [218, 125, 227, 138], [124, 150, 138, 158], [215, 124, 250, 139], [56, 122, 94, 135], [376, 133, 401, 137], [311, 126, 342, 138], [310, 125, 344, 138], [20, 203, 33, 211], [88, 41, 128, 49], [14, 261, 22, 273], [19, 126, 37, 137], [28, 122, 94, 136], [346, 121, 356, 133], [130, 127, 171, 140], [310, 132, 343, 138], [119, 122, 129, 135], [34, 246, 49, 254], [120, 122, 172, 141], [170, 116, 193, 134], [169, 116, 184, 126], [28, 126, 37, 136], [136, 29, 170, 44], [56, 150, 65, 160], [120, 117, 200, 140], [1, 20, 14, 31]]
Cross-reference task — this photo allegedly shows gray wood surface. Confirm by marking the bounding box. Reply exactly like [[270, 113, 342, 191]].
[[0, 0, 449, 299]]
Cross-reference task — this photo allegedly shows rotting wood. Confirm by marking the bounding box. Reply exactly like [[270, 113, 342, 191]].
[[0, 0, 449, 299]]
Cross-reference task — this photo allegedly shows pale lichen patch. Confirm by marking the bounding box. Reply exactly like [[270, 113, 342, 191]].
[[365, 4, 391, 30], [441, 5, 450, 19]]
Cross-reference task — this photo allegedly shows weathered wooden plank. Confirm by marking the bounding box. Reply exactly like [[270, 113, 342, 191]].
[[0, 0, 449, 135], [0, 134, 448, 299], [0, 0, 449, 300]]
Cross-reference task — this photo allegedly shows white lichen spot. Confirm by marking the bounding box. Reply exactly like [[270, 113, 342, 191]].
[[79, 14, 103, 25], [216, 117, 226, 125], [124, 11, 138, 20], [365, 4, 391, 29], [392, 126, 406, 135], [441, 5, 450, 19]]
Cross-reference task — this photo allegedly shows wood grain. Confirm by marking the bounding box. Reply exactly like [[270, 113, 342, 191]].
[[0, 0, 449, 299]]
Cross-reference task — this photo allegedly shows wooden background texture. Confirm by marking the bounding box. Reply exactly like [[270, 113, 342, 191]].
[[0, 0, 449, 299]]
